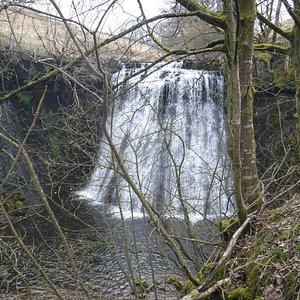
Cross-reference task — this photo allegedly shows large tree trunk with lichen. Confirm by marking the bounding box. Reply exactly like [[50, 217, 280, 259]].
[[225, 0, 262, 220], [225, 0, 247, 222], [238, 0, 263, 210]]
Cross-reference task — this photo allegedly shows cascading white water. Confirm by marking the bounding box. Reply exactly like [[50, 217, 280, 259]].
[[78, 61, 233, 221]]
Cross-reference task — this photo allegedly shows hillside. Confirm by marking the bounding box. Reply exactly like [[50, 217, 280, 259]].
[[181, 196, 300, 300], [0, 6, 164, 62]]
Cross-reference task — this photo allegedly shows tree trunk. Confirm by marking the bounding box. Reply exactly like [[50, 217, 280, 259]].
[[238, 0, 263, 210], [224, 0, 247, 222], [294, 0, 300, 150]]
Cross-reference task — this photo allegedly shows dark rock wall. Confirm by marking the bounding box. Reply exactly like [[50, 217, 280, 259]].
[[253, 51, 297, 202], [0, 101, 36, 205], [0, 53, 104, 206], [254, 91, 297, 202]]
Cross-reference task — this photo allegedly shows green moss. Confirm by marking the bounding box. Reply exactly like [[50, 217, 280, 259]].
[[181, 263, 224, 296], [255, 52, 272, 63], [41, 113, 64, 158], [284, 268, 300, 299], [182, 270, 203, 294], [254, 43, 289, 54], [287, 136, 298, 151], [166, 276, 183, 291], [14, 200, 25, 210], [271, 53, 294, 90], [183, 278, 196, 294], [242, 198, 300, 299], [247, 264, 261, 297], [226, 286, 252, 300], [191, 289, 200, 296], [50, 134, 62, 157], [219, 217, 240, 241], [0, 192, 26, 214]]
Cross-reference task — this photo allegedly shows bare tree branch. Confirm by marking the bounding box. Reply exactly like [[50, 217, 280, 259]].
[[175, 0, 226, 28], [256, 11, 293, 42]]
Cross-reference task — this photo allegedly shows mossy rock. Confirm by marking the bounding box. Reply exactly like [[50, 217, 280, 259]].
[[0, 192, 26, 215], [166, 275, 183, 291], [226, 287, 263, 300], [254, 51, 295, 92], [255, 52, 272, 63], [253, 52, 273, 91], [226, 286, 252, 300], [219, 217, 240, 241], [270, 54, 295, 91]]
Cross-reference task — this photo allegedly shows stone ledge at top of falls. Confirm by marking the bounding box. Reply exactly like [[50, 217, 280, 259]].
[[0, 6, 165, 63], [124, 59, 224, 73]]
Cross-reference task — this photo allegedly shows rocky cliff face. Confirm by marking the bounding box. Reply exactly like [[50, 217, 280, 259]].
[[253, 52, 297, 203], [0, 4, 167, 211], [0, 52, 104, 210], [0, 101, 35, 205]]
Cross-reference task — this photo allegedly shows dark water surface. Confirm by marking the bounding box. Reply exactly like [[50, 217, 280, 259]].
[[2, 200, 188, 299]]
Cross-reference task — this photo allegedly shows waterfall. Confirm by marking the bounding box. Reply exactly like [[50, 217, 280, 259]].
[[77, 62, 233, 221]]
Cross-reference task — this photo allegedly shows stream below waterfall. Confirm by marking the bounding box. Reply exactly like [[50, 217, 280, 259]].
[[5, 205, 215, 299]]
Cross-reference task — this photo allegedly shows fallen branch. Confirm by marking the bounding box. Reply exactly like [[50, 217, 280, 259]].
[[181, 278, 230, 300], [198, 216, 251, 293]]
